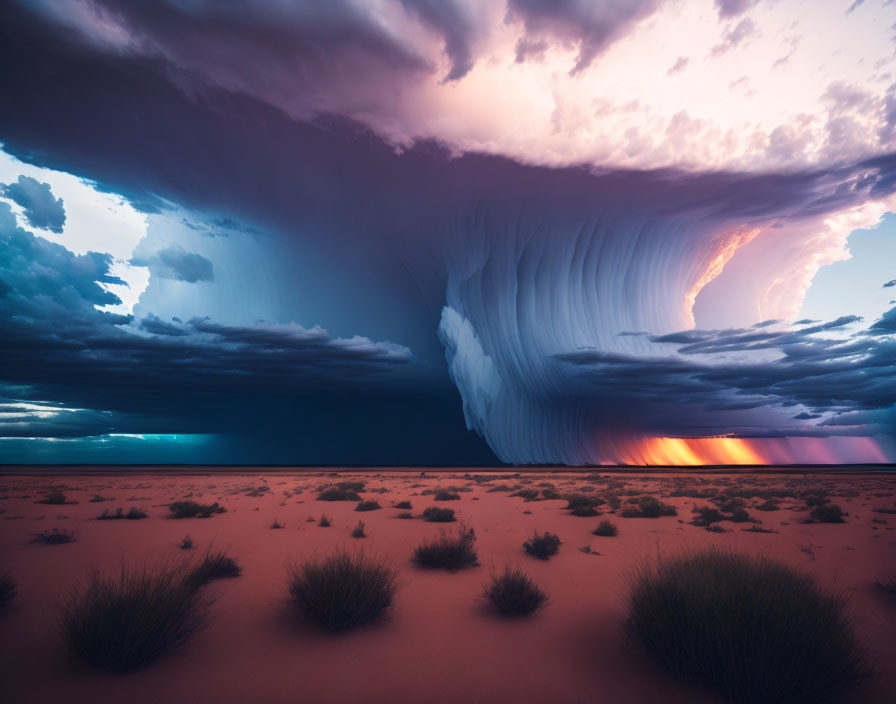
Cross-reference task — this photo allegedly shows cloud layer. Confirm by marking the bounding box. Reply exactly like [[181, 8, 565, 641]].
[[0, 1, 894, 464]]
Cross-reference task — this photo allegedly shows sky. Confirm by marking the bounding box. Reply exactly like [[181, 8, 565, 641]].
[[0, 0, 894, 465]]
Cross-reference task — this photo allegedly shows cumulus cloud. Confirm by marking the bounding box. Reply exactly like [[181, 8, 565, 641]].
[[2, 174, 66, 232], [131, 242, 214, 282], [13, 0, 895, 173], [506, 0, 664, 74]]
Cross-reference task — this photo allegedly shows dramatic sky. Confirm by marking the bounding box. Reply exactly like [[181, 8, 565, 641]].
[[1, 0, 895, 465]]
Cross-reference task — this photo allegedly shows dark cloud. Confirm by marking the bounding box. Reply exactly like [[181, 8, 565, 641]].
[[131, 242, 214, 283], [869, 307, 896, 334], [557, 310, 896, 435], [507, 0, 665, 74], [714, 0, 758, 19], [2, 174, 66, 232], [0, 201, 486, 463], [0, 3, 894, 463], [884, 279, 895, 287]]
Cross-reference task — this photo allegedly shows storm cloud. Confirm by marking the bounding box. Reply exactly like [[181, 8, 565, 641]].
[[0, 1, 894, 465], [2, 174, 66, 232]]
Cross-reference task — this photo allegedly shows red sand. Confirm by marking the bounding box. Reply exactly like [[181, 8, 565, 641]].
[[1, 470, 894, 704]]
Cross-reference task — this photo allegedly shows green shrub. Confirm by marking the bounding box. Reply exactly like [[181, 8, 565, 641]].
[[168, 501, 226, 519], [522, 531, 561, 560], [318, 487, 361, 502], [98, 507, 147, 520], [809, 504, 846, 523], [483, 566, 547, 616], [287, 549, 398, 631], [621, 496, 677, 518], [413, 526, 478, 570], [593, 519, 618, 537], [32, 529, 76, 545], [37, 491, 69, 505], [63, 561, 207, 672], [627, 549, 867, 704], [355, 500, 381, 512], [187, 549, 242, 589], [422, 507, 456, 522]]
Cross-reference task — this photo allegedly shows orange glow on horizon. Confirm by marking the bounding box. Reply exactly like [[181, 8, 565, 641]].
[[627, 437, 770, 466], [615, 435, 890, 465]]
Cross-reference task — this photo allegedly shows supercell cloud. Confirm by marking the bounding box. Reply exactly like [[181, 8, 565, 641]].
[[0, 0, 894, 464]]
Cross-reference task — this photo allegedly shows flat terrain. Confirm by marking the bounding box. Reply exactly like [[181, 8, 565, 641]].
[[1, 470, 894, 704]]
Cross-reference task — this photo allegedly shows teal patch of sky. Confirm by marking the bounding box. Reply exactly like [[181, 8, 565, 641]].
[[798, 212, 896, 326]]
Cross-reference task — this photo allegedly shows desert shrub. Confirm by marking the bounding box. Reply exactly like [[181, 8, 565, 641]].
[[271, 519, 284, 529], [486, 484, 517, 493], [714, 497, 745, 513], [89, 494, 111, 503], [337, 481, 365, 492], [873, 500, 896, 515], [566, 493, 599, 511], [604, 493, 622, 511], [804, 493, 830, 507], [318, 515, 331, 527], [37, 491, 69, 505], [593, 519, 618, 537], [351, 520, 366, 538], [434, 490, 460, 501], [98, 507, 147, 520], [396, 512, 414, 519], [483, 566, 547, 616], [729, 507, 750, 523], [168, 501, 225, 519], [187, 549, 242, 589], [627, 548, 867, 704], [523, 531, 561, 560], [355, 500, 381, 512], [570, 505, 599, 517], [318, 487, 361, 502], [511, 488, 539, 500], [621, 496, 677, 518], [0, 574, 17, 613], [62, 561, 207, 672], [756, 499, 780, 511], [809, 504, 846, 523], [33, 529, 75, 545], [540, 488, 562, 500], [671, 488, 718, 499], [413, 526, 478, 570], [393, 500, 412, 510], [692, 506, 725, 527], [179, 535, 194, 550], [422, 506, 456, 522], [287, 549, 398, 631]]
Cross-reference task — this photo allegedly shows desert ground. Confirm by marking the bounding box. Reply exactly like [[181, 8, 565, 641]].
[[1, 468, 894, 704]]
